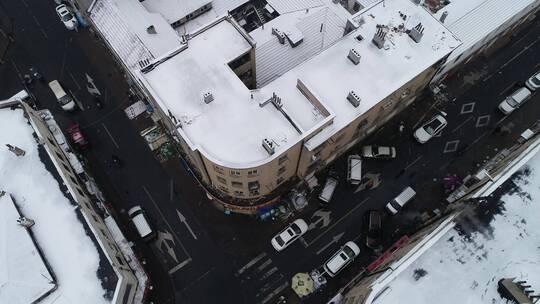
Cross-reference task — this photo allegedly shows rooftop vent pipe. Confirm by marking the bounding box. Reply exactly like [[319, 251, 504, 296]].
[[408, 23, 424, 43]]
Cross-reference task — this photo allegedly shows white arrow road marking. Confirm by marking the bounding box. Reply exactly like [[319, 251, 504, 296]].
[[177, 209, 197, 240], [309, 209, 332, 230], [316, 232, 345, 255], [85, 73, 101, 96], [156, 230, 178, 263], [354, 173, 381, 193]]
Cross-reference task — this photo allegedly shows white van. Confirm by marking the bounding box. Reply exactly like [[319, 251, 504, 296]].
[[498, 87, 532, 115], [347, 155, 362, 185], [128, 206, 156, 241], [48, 80, 76, 111], [385, 187, 416, 215], [319, 176, 338, 204]]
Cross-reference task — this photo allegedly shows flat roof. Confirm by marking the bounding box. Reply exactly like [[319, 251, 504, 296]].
[[141, 0, 211, 24], [0, 194, 56, 304], [141, 19, 318, 167], [139, 0, 460, 167], [0, 106, 109, 304]]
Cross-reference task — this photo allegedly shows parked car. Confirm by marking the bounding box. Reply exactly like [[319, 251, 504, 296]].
[[414, 114, 447, 144], [319, 176, 338, 206], [271, 219, 308, 251], [498, 87, 532, 115], [323, 241, 360, 277], [364, 210, 382, 250], [361, 145, 396, 159], [128, 206, 156, 242], [385, 186, 416, 215], [67, 123, 89, 149], [525, 71, 540, 91], [48, 80, 76, 111], [55, 4, 77, 30], [347, 155, 362, 185]]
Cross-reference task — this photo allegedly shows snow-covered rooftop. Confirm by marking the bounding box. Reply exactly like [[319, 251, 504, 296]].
[[428, 0, 538, 62], [139, 0, 460, 167], [173, 0, 249, 35], [372, 154, 540, 304], [0, 193, 56, 304], [141, 0, 211, 24], [0, 107, 108, 304], [90, 0, 182, 70]]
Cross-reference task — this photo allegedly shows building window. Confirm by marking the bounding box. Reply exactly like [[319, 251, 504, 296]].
[[356, 119, 368, 130], [332, 133, 345, 143], [247, 169, 259, 177], [47, 137, 56, 146], [216, 176, 227, 184], [61, 162, 70, 172], [234, 190, 244, 196], [278, 155, 288, 165], [213, 165, 224, 174], [230, 170, 241, 177], [218, 185, 229, 193], [231, 181, 243, 188], [76, 187, 85, 197], [116, 256, 125, 267], [277, 177, 285, 185], [278, 166, 286, 175], [248, 181, 260, 191], [55, 151, 64, 161], [69, 175, 78, 185]]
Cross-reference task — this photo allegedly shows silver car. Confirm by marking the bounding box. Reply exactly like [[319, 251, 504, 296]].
[[361, 145, 396, 159], [525, 71, 540, 91], [414, 114, 447, 144]]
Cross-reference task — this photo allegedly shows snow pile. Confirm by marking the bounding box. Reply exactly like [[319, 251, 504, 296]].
[[375, 155, 540, 304], [0, 108, 108, 304]]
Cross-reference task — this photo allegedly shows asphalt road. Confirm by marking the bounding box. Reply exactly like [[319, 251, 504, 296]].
[[1, 2, 540, 304]]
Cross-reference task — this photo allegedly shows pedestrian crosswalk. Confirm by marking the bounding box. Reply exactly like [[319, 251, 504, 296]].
[[235, 252, 289, 303]]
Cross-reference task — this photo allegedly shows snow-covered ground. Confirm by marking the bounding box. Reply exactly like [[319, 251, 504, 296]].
[[374, 155, 540, 304], [0, 108, 108, 304]]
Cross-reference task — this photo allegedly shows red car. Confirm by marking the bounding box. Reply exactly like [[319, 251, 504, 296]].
[[67, 123, 89, 149]]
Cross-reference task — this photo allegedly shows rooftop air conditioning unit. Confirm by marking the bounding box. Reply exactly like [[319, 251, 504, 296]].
[[203, 91, 214, 104], [408, 23, 424, 43], [272, 28, 286, 44], [262, 138, 275, 155], [347, 91, 361, 107], [348, 49, 361, 65]]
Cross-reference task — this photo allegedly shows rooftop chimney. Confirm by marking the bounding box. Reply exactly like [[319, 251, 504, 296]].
[[146, 25, 157, 34], [262, 138, 275, 155], [408, 23, 424, 43], [203, 91, 214, 104], [440, 11, 448, 23], [347, 91, 361, 107], [348, 48, 361, 65], [372, 27, 387, 49]]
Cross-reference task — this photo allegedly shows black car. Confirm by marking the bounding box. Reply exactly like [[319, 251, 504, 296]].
[[364, 210, 382, 250]]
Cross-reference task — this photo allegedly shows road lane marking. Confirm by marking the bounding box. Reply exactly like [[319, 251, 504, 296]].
[[69, 72, 81, 90], [237, 252, 266, 275], [143, 186, 192, 269], [404, 155, 423, 171], [306, 197, 369, 247], [176, 209, 197, 240], [101, 123, 119, 149], [316, 232, 345, 255], [260, 281, 288, 304], [168, 258, 191, 275], [452, 116, 473, 132]]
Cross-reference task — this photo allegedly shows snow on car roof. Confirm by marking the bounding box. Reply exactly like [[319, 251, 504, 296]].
[[0, 107, 108, 304], [371, 154, 540, 304], [138, 0, 459, 167]]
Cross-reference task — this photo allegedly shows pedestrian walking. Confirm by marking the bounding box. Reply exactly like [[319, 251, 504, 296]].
[[398, 121, 405, 134]]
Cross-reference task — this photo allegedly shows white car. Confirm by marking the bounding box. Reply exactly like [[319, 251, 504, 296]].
[[56, 4, 77, 30], [525, 71, 540, 91], [128, 206, 156, 242], [271, 219, 308, 251], [361, 145, 396, 159], [323, 241, 360, 277], [414, 114, 447, 144], [498, 87, 532, 115]]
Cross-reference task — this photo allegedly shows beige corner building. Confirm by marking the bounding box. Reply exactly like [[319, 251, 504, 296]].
[[88, 0, 461, 213]]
